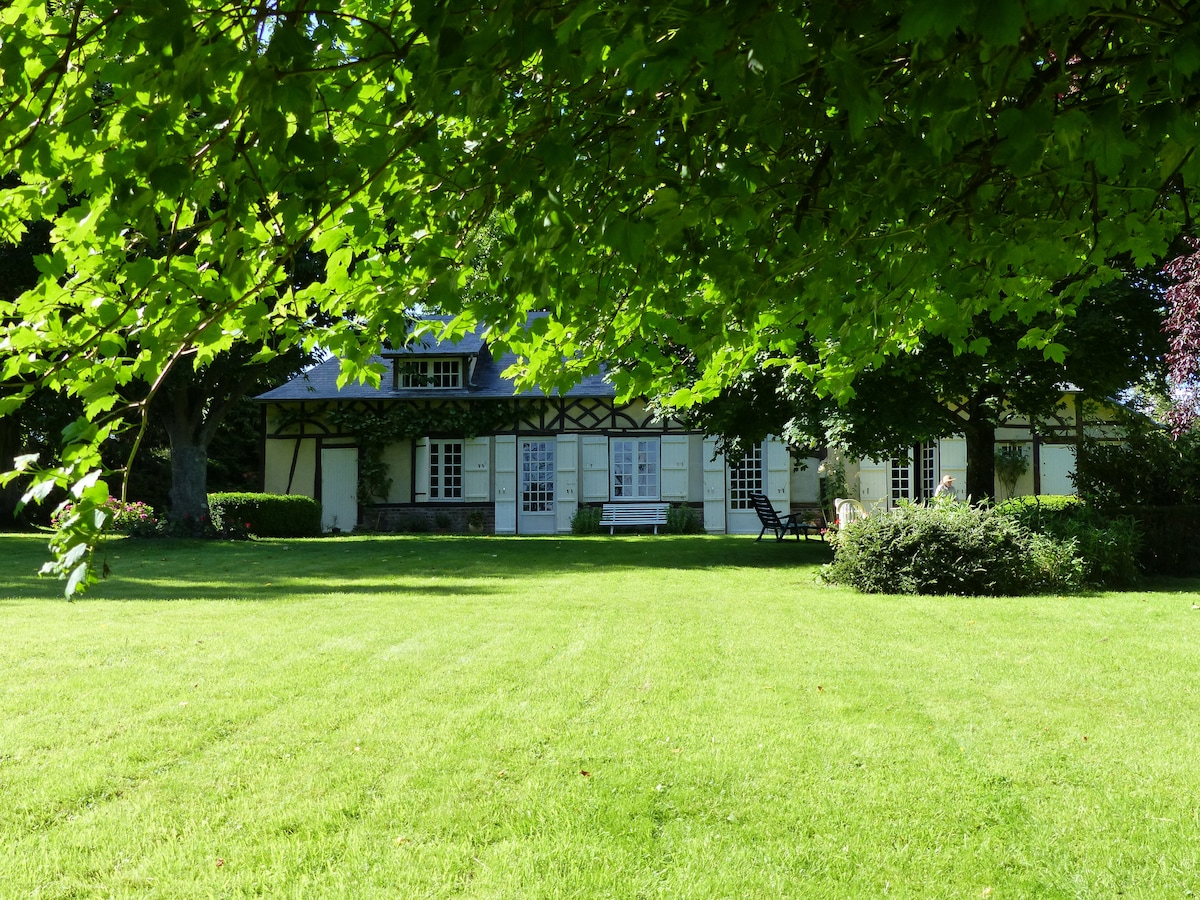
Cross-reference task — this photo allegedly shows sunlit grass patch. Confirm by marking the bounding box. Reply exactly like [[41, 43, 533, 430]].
[[2, 533, 1198, 897]]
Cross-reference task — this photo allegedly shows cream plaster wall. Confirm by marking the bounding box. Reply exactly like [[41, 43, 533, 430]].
[[264, 438, 317, 498], [380, 441, 413, 503]]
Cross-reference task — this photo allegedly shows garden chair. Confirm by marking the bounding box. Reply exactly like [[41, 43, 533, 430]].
[[749, 492, 809, 541], [834, 497, 869, 530]]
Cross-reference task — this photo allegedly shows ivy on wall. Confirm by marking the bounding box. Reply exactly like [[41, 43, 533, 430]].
[[327, 400, 533, 502]]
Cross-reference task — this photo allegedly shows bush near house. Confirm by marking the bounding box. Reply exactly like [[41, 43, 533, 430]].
[[1075, 424, 1200, 510], [666, 503, 704, 534], [994, 495, 1142, 588], [823, 501, 1083, 596], [1074, 424, 1200, 576], [570, 505, 603, 534], [207, 492, 321, 538]]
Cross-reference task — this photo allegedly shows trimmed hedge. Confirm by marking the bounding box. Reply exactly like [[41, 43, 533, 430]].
[[207, 492, 322, 538], [823, 501, 1084, 596], [993, 494, 1085, 528]]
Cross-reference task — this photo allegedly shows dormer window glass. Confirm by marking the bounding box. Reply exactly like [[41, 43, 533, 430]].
[[396, 358, 462, 389]]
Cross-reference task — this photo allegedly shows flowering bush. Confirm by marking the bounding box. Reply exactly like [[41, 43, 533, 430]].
[[110, 500, 162, 538], [52, 497, 162, 538]]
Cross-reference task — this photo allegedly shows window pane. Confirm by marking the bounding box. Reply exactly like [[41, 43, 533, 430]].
[[401, 359, 460, 388], [521, 441, 555, 512], [728, 445, 764, 509], [431, 441, 463, 499], [920, 443, 937, 498], [611, 438, 659, 499], [400, 361, 428, 388], [890, 458, 911, 503]]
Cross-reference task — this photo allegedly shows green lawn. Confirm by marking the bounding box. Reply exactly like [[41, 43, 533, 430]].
[[2, 533, 1199, 899]]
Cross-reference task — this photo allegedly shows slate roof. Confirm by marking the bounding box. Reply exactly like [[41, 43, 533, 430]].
[[379, 315, 486, 357], [254, 316, 615, 403]]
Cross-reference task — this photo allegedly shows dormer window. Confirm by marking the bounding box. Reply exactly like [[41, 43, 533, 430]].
[[395, 358, 462, 389]]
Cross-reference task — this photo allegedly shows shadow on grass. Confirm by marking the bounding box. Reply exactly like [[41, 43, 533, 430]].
[[0, 533, 835, 603]]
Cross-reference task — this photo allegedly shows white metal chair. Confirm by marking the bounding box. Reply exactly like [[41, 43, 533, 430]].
[[833, 497, 869, 530]]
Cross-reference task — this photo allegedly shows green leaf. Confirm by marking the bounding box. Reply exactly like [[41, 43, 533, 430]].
[[975, 1, 1025, 47], [148, 162, 190, 194], [898, 0, 969, 41]]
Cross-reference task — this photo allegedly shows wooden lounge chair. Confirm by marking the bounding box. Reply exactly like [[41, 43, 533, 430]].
[[749, 492, 813, 542]]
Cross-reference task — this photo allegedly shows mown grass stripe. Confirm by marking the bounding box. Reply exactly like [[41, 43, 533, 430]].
[[1, 533, 1197, 898]]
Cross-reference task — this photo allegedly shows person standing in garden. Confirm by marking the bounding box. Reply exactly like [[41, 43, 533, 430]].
[[934, 475, 957, 499]]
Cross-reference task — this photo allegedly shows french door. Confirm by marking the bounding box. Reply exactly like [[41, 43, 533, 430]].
[[518, 440, 556, 534]]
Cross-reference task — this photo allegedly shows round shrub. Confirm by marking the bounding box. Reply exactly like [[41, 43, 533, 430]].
[[823, 502, 1084, 596], [108, 500, 162, 538]]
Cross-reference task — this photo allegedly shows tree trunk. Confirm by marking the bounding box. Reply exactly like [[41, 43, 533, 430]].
[[0, 413, 22, 528], [963, 420, 996, 504], [167, 439, 210, 523]]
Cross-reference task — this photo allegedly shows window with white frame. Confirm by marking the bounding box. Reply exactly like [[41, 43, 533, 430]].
[[728, 444, 764, 509], [397, 358, 462, 389], [889, 457, 912, 505], [892, 444, 938, 502], [429, 441, 463, 499], [610, 438, 659, 499], [521, 440, 555, 512], [918, 443, 938, 500]]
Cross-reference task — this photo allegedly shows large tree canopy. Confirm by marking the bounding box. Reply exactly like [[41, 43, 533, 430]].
[[675, 273, 1170, 501], [3, 1, 1200, 591]]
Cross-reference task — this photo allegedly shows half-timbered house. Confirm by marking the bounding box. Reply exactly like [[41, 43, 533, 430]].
[[256, 318, 820, 534], [257, 318, 1109, 533]]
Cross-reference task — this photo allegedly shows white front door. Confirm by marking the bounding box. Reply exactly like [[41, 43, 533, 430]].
[[1040, 444, 1077, 495], [519, 439, 557, 534], [320, 447, 358, 532], [726, 443, 765, 534]]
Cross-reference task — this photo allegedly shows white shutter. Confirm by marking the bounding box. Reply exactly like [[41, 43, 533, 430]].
[[414, 437, 430, 502], [581, 434, 609, 501], [493, 435, 517, 533], [857, 457, 888, 514], [660, 434, 689, 501], [765, 437, 791, 508], [790, 456, 821, 504], [464, 436, 490, 500], [703, 437, 726, 533], [556, 433, 579, 532]]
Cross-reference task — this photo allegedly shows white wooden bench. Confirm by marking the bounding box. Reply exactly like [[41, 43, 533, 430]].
[[598, 502, 670, 534]]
